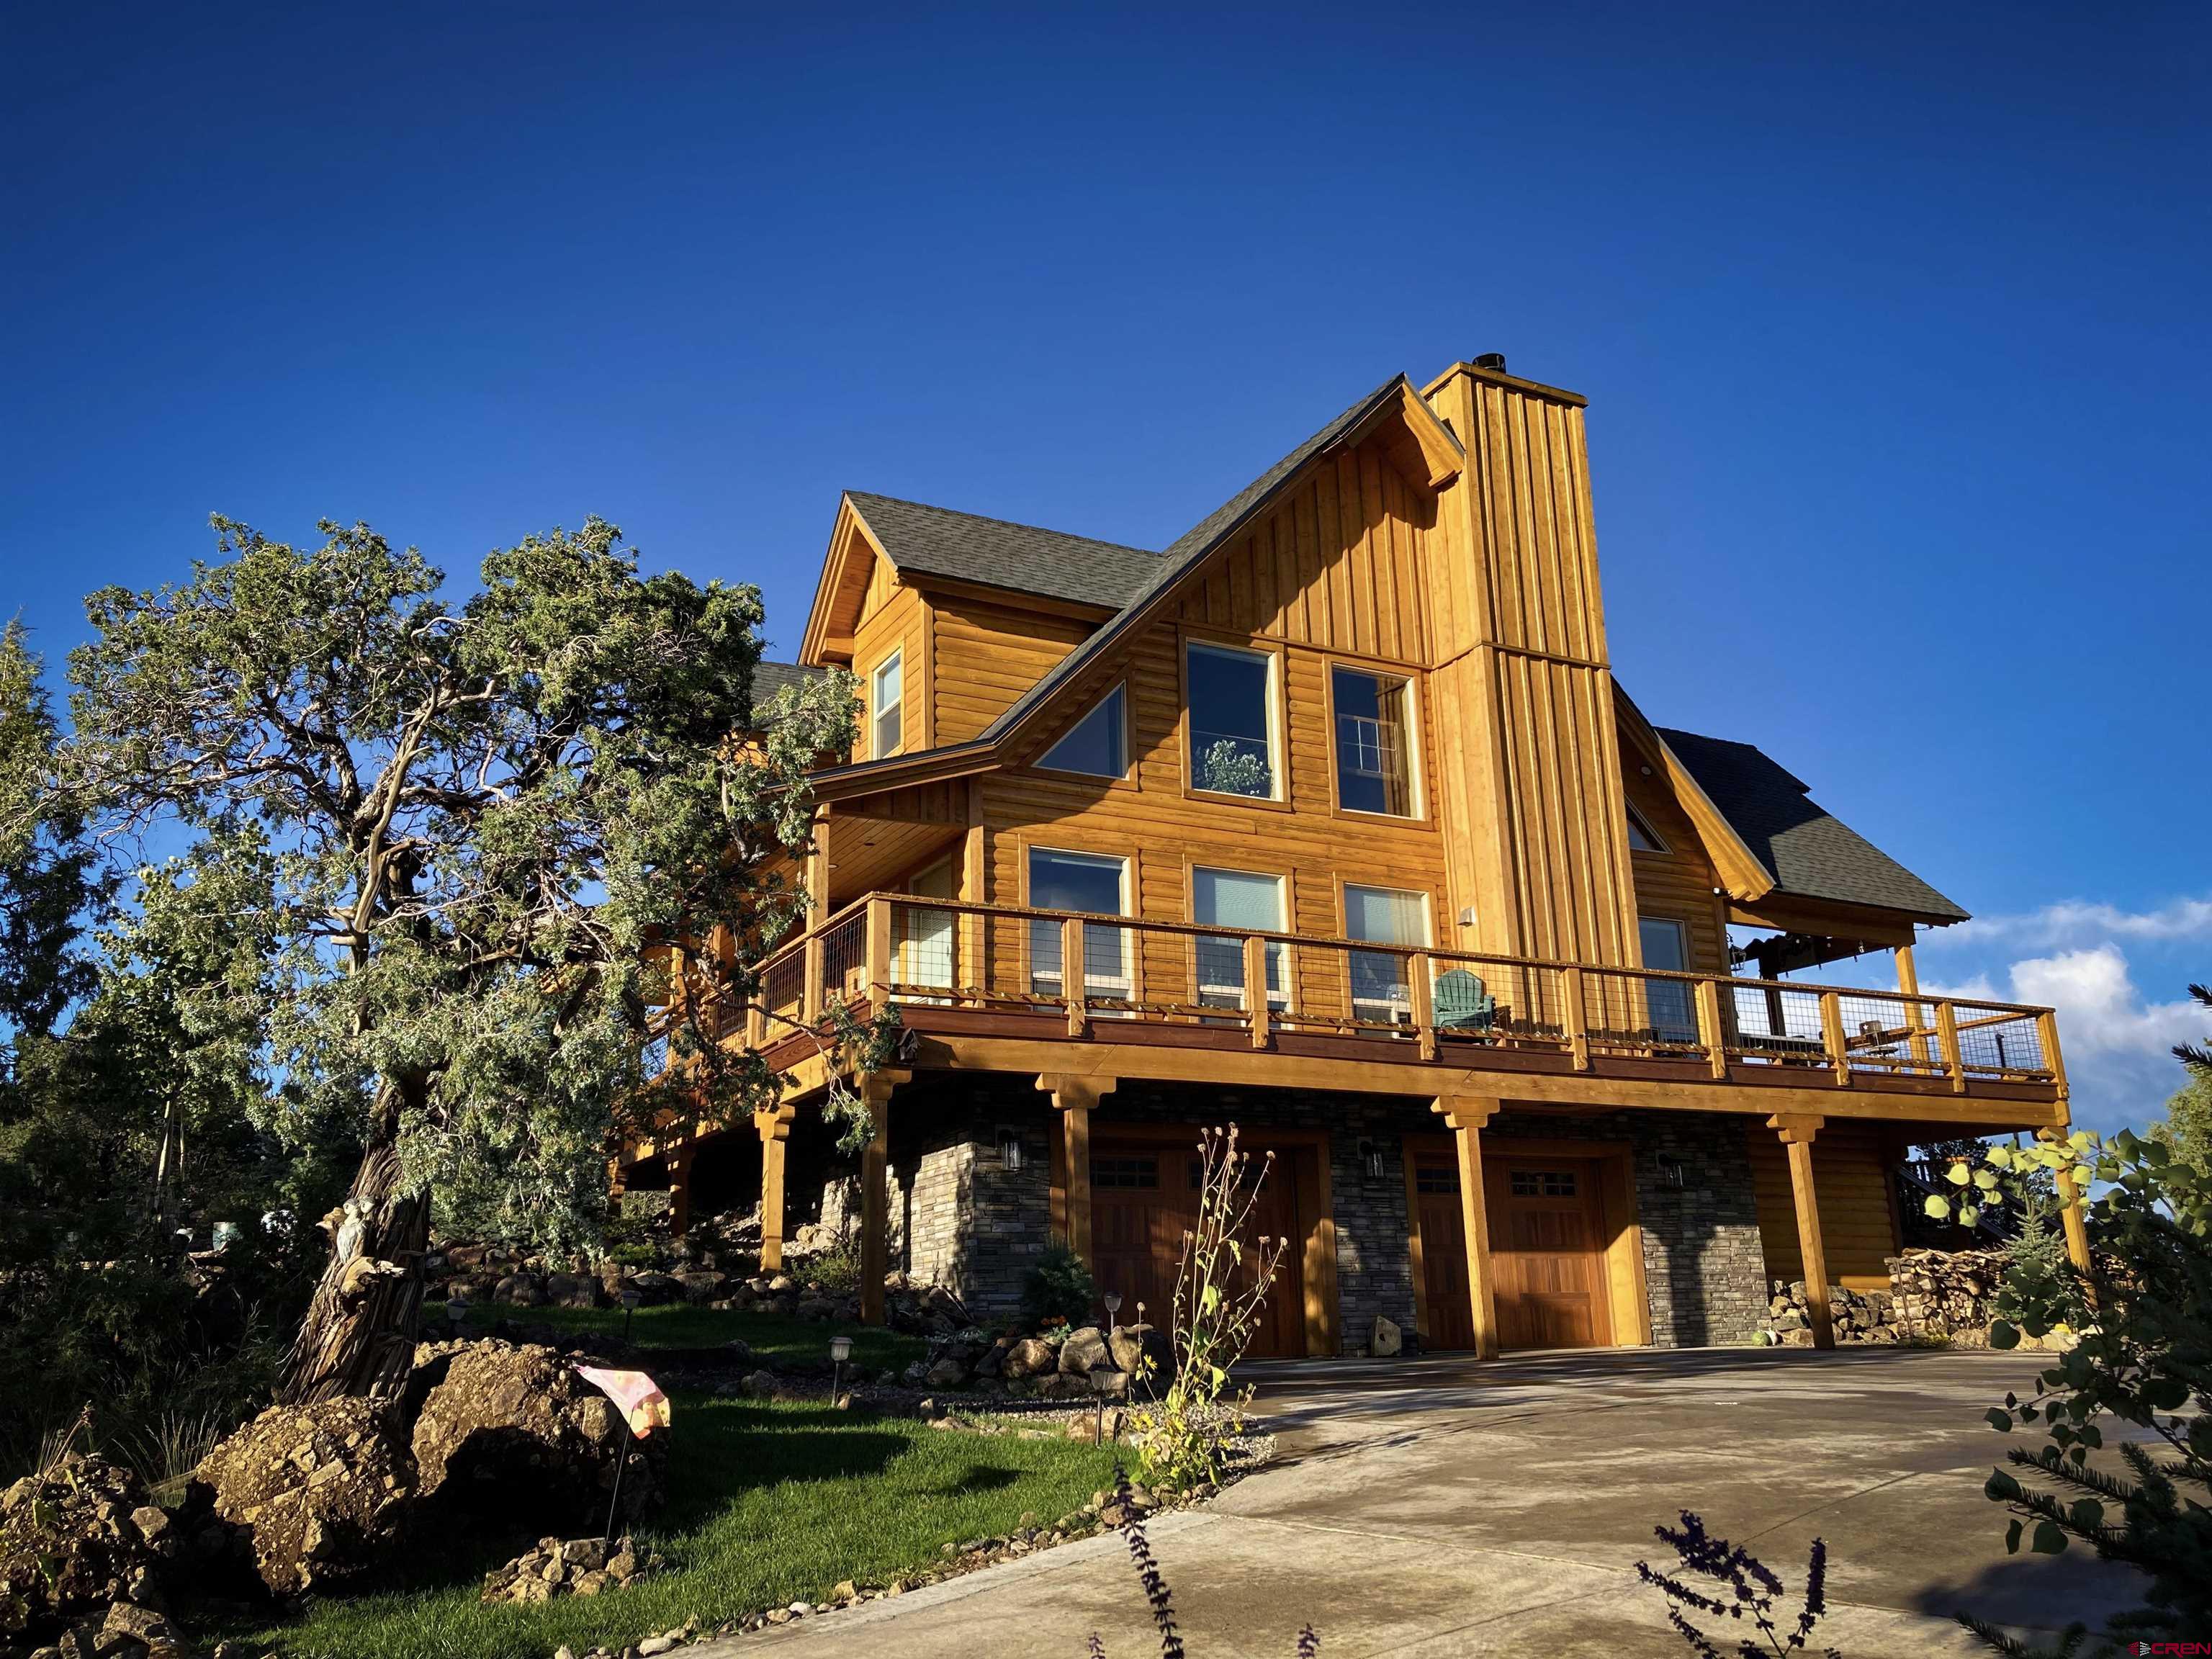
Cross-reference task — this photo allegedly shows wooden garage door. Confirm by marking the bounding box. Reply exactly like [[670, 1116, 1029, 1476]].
[[1089, 1140, 1306, 1359], [1484, 1155, 1613, 1350], [1411, 1151, 1478, 1351]]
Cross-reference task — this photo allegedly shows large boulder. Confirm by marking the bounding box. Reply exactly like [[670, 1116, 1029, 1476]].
[[0, 1454, 174, 1645], [492, 1271, 547, 1307], [1002, 1337, 1056, 1380], [193, 1397, 415, 1598], [1107, 1324, 1175, 1392], [624, 1270, 684, 1306], [408, 1341, 662, 1527], [544, 1272, 601, 1310], [1057, 1326, 1111, 1377], [677, 1270, 729, 1305]]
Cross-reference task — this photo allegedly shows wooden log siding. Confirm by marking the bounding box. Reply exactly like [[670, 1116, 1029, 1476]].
[[1621, 761, 1732, 976], [850, 557, 930, 756], [1748, 1118, 1902, 1290], [931, 597, 1091, 744]]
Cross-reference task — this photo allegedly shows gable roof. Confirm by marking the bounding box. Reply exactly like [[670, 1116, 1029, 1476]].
[[804, 374, 1452, 798], [1656, 727, 1969, 924], [845, 493, 1160, 611], [752, 659, 828, 703]]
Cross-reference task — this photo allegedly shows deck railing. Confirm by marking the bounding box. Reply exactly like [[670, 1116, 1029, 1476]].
[[675, 893, 2061, 1094]]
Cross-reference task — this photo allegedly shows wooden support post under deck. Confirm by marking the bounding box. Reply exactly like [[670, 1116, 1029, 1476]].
[[2036, 1122, 2095, 1276], [1435, 1094, 1500, 1359], [1038, 1074, 1115, 1269], [668, 1139, 697, 1239], [754, 1105, 793, 1272], [1770, 1113, 1832, 1349], [855, 1070, 906, 1325]]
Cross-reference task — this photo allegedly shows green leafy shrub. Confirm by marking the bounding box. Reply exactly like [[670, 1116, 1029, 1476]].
[[1022, 1245, 1095, 1331]]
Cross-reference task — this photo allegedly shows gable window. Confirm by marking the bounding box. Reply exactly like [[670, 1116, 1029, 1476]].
[[1624, 802, 1666, 853], [1190, 866, 1289, 1012], [1037, 684, 1127, 778], [869, 649, 904, 758], [1028, 847, 1130, 1002], [1331, 665, 1417, 816], [1344, 882, 1430, 1024], [1185, 640, 1279, 799], [1638, 916, 1697, 1043]]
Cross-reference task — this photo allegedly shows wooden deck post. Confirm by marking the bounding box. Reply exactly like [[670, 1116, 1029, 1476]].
[[865, 894, 893, 1017], [1243, 935, 1272, 1050], [1819, 992, 1851, 1086], [1769, 1113, 1832, 1349], [668, 1138, 697, 1239], [854, 1069, 906, 1325], [1435, 1095, 1501, 1359], [1061, 916, 1088, 1038], [1038, 1074, 1116, 1269], [754, 1105, 793, 1273], [1936, 1001, 1967, 1093], [1694, 977, 1729, 1079], [2034, 1124, 2095, 1276], [1561, 966, 1591, 1071], [802, 815, 830, 1022], [1895, 943, 1933, 1069]]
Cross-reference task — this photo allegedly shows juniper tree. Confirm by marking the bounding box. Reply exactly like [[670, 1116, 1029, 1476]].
[[64, 516, 859, 1401]]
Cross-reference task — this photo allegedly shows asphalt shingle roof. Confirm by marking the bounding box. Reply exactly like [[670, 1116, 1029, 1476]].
[[751, 660, 828, 705], [1658, 727, 1969, 923], [845, 493, 1161, 611]]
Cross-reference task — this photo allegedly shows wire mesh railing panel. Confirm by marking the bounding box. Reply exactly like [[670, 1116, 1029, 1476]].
[[1577, 966, 1704, 1056], [1951, 1004, 2049, 1076], [819, 911, 867, 1006], [1831, 989, 1941, 1079], [889, 901, 961, 998], [758, 948, 805, 1024], [1725, 983, 1827, 1065]]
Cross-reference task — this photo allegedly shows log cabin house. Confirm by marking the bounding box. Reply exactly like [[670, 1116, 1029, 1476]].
[[623, 354, 2087, 1358]]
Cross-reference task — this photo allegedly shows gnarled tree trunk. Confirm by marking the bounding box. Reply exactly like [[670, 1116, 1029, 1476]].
[[279, 1076, 432, 1403]]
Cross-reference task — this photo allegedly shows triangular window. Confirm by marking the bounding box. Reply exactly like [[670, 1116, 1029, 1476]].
[[1625, 801, 1667, 854], [1037, 685, 1127, 778]]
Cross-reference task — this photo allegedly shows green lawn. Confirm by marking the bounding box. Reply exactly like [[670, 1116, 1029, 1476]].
[[240, 1393, 1118, 1659], [457, 1299, 925, 1373]]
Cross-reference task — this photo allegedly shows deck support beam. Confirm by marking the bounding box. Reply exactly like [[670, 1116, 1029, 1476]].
[[667, 1139, 696, 1238], [1434, 1094, 1501, 1359], [754, 1105, 795, 1273], [1770, 1113, 1833, 1349], [855, 1069, 908, 1325], [1039, 1074, 1117, 1269]]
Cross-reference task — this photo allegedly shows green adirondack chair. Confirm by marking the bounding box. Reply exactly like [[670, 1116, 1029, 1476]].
[[1431, 968, 1497, 1031]]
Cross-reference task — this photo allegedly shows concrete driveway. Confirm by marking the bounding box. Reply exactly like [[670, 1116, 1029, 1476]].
[[699, 1346, 2146, 1658]]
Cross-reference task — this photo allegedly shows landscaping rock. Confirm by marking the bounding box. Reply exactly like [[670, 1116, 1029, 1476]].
[[92, 1599, 189, 1659], [408, 1341, 662, 1527], [1002, 1337, 1056, 1380], [545, 1272, 601, 1309], [1107, 1324, 1173, 1391], [625, 1270, 684, 1305], [193, 1396, 415, 1598], [1370, 1315, 1403, 1358], [1057, 1326, 1110, 1377], [480, 1534, 664, 1604], [923, 1356, 969, 1390], [678, 1270, 729, 1305], [493, 1270, 547, 1307], [0, 1454, 174, 1647]]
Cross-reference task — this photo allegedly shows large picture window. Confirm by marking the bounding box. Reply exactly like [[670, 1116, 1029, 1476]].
[[1036, 685, 1126, 778], [870, 648, 904, 759], [1185, 640, 1279, 799], [1191, 866, 1289, 1012], [1028, 848, 1130, 1001], [1331, 665, 1417, 816], [1344, 883, 1429, 1022]]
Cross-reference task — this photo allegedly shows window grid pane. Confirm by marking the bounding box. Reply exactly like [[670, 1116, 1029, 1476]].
[[1332, 666, 1414, 816]]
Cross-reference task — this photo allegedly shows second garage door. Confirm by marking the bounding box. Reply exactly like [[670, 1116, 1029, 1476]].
[[1089, 1137, 1307, 1359]]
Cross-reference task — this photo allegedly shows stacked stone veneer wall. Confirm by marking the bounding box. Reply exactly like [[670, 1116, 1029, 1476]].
[[858, 1078, 1775, 1352]]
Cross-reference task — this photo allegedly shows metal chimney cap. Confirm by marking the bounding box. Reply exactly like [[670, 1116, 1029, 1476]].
[[1473, 352, 1507, 371]]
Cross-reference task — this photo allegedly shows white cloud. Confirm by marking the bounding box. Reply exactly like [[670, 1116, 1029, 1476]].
[[1931, 943, 2204, 1133], [1926, 896, 2212, 954]]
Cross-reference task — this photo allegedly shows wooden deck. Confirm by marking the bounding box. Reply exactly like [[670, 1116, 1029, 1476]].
[[706, 894, 2066, 1130]]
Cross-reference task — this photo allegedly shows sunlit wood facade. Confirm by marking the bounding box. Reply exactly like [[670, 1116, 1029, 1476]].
[[629, 359, 2083, 1359]]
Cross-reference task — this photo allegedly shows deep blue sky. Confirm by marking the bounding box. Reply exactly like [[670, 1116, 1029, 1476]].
[[4, 3, 2206, 1127]]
